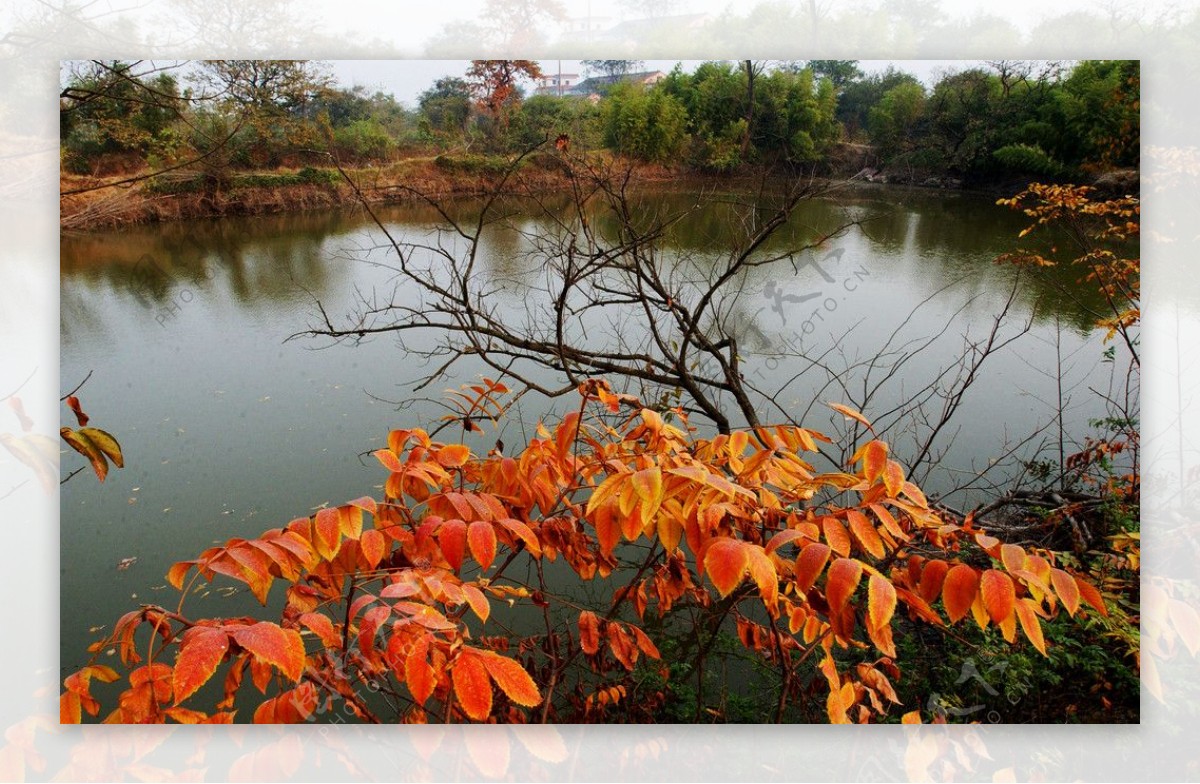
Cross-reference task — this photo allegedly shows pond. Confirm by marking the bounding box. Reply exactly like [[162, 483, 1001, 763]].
[[59, 184, 1128, 690]]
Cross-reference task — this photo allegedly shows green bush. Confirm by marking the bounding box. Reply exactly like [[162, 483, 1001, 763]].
[[332, 119, 395, 163], [433, 153, 511, 176], [993, 143, 1068, 178], [602, 84, 688, 164]]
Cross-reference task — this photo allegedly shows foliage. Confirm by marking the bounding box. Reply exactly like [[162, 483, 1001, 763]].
[[331, 120, 396, 164], [417, 77, 472, 143], [997, 183, 1139, 355], [59, 394, 124, 484], [601, 84, 689, 164], [60, 61, 185, 173], [63, 379, 1109, 724], [465, 60, 543, 131], [582, 60, 645, 80], [657, 61, 839, 168]]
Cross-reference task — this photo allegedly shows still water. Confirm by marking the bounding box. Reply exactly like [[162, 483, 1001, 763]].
[[59, 185, 1128, 681]]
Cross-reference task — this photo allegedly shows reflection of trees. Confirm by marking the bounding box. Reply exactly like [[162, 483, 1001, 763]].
[[61, 211, 352, 309]]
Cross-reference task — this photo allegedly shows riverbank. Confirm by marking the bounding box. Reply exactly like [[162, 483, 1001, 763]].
[[60, 146, 1138, 231], [60, 153, 695, 230]]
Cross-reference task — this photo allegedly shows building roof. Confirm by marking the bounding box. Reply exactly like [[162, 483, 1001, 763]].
[[571, 70, 667, 95]]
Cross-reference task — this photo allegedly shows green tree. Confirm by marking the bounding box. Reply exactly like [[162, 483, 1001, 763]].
[[418, 77, 473, 143], [601, 83, 688, 164], [835, 67, 921, 140], [60, 60, 185, 173], [867, 80, 927, 161], [806, 59, 863, 89]]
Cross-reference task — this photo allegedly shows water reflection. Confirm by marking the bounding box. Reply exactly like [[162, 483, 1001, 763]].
[[59, 187, 1128, 682]]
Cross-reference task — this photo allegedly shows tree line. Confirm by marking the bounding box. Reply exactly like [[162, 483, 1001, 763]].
[[60, 58, 1138, 189]]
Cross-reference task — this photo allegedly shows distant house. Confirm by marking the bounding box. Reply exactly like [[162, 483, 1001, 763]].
[[590, 14, 710, 47], [560, 15, 614, 42], [533, 72, 581, 97], [569, 70, 668, 100]]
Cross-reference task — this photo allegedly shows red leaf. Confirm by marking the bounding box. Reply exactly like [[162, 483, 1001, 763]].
[[578, 611, 601, 655], [405, 636, 436, 705], [498, 518, 542, 557], [823, 517, 852, 557], [437, 444, 471, 468], [479, 650, 541, 708], [1050, 568, 1080, 616], [360, 529, 386, 570], [172, 627, 229, 704], [66, 395, 89, 427], [980, 569, 1016, 624], [453, 649, 493, 721], [704, 538, 749, 598], [1075, 576, 1108, 616], [438, 519, 467, 571], [862, 440, 887, 482], [298, 613, 340, 649], [230, 622, 305, 682], [1015, 598, 1047, 656], [867, 574, 896, 631], [847, 510, 885, 559], [942, 564, 979, 623], [468, 520, 497, 571], [314, 507, 342, 560], [253, 682, 318, 723], [825, 558, 863, 612], [918, 560, 950, 604], [794, 542, 831, 594]]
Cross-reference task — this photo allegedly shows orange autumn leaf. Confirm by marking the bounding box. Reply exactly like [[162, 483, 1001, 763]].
[[478, 651, 541, 708], [847, 510, 885, 559], [980, 569, 1016, 624], [314, 507, 342, 560], [172, 627, 229, 704], [1045, 569, 1078, 617], [578, 611, 601, 655], [468, 520, 497, 571], [704, 538, 749, 598], [1015, 598, 1047, 656], [794, 542, 831, 594], [862, 440, 887, 483], [452, 650, 493, 721], [360, 529, 386, 570], [867, 574, 897, 631], [229, 623, 305, 682], [825, 558, 863, 612], [828, 402, 873, 431], [437, 444, 471, 468], [405, 637, 436, 705], [942, 564, 979, 623]]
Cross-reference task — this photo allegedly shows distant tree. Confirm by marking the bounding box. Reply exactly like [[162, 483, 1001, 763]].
[[867, 81, 927, 161], [806, 60, 863, 89], [199, 60, 331, 115], [465, 60, 543, 135], [418, 77, 473, 141], [197, 60, 333, 168], [59, 60, 186, 172], [836, 67, 921, 140], [601, 82, 688, 163], [482, 0, 566, 48], [582, 60, 645, 79]]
